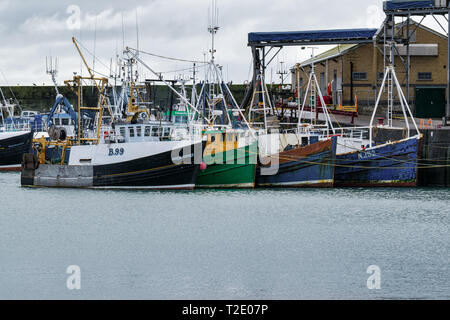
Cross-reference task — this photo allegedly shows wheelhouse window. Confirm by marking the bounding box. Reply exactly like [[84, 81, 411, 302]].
[[418, 72, 432, 80], [136, 126, 142, 137], [152, 127, 161, 137], [120, 127, 126, 137], [163, 127, 171, 137], [129, 127, 135, 138], [353, 72, 367, 81], [144, 126, 151, 137]]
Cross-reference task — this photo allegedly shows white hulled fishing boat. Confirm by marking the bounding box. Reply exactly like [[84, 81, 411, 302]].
[[21, 38, 204, 189]]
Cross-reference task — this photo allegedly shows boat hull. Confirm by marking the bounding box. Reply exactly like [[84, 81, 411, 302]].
[[0, 131, 33, 171], [196, 142, 257, 189], [93, 147, 200, 189], [334, 136, 421, 187], [256, 137, 337, 188], [21, 141, 202, 190]]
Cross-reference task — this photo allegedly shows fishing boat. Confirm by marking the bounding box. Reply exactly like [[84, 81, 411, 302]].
[[0, 97, 33, 171], [0, 131, 33, 171], [196, 128, 257, 188], [22, 120, 203, 189], [334, 135, 420, 187], [333, 58, 422, 187], [295, 45, 422, 187], [188, 2, 258, 189], [246, 50, 337, 188], [21, 38, 203, 190], [256, 135, 337, 188]]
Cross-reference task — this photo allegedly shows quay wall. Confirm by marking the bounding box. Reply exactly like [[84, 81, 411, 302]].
[[373, 127, 450, 187]]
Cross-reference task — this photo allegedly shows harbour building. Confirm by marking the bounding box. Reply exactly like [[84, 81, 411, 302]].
[[292, 20, 449, 118]]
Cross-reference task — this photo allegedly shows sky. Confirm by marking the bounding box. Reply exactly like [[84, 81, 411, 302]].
[[0, 0, 447, 86]]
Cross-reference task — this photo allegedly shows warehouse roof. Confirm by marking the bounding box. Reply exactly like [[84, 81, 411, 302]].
[[299, 20, 447, 67], [299, 44, 359, 67], [384, 1, 435, 11], [248, 28, 377, 46]]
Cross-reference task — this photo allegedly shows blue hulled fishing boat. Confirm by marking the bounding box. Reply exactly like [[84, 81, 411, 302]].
[[294, 45, 422, 187], [256, 136, 337, 188], [334, 135, 421, 187]]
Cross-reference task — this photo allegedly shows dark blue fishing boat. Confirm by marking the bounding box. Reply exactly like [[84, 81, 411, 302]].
[[334, 135, 421, 187], [256, 136, 337, 188], [0, 131, 33, 171]]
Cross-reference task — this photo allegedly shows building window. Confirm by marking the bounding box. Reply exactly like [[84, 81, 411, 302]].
[[418, 72, 432, 81], [378, 72, 384, 80], [353, 72, 367, 81]]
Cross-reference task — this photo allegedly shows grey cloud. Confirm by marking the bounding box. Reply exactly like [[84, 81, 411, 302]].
[[0, 0, 445, 86]]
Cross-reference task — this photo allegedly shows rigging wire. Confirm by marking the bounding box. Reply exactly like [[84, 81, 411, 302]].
[[159, 64, 208, 76], [128, 47, 208, 65], [0, 68, 21, 106], [74, 37, 113, 76]]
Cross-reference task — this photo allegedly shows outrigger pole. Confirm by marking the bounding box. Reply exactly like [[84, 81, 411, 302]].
[[369, 43, 420, 148], [298, 47, 336, 136]]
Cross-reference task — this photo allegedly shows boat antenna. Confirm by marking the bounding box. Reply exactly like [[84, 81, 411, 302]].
[[208, 0, 219, 63], [135, 9, 141, 81], [92, 16, 97, 94], [46, 56, 59, 95], [79, 28, 83, 78], [135, 9, 140, 57], [121, 12, 125, 55], [93, 16, 97, 77]]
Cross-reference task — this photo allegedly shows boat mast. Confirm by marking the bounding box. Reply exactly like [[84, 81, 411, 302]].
[[194, 0, 253, 133], [208, 0, 219, 64], [125, 48, 211, 126], [68, 37, 111, 145]]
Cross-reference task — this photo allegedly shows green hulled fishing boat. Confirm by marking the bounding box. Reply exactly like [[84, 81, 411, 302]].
[[196, 129, 257, 188]]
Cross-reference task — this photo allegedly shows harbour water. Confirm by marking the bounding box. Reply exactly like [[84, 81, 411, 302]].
[[1, 172, 449, 300]]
